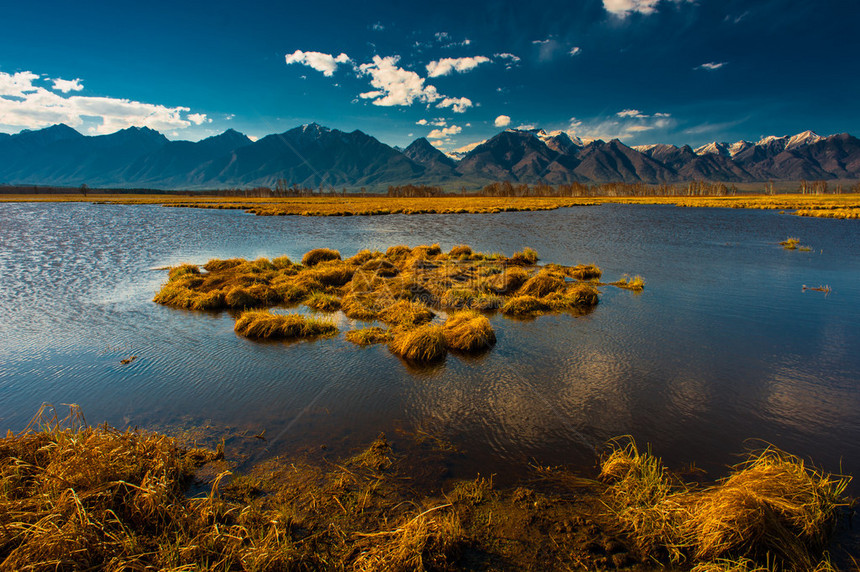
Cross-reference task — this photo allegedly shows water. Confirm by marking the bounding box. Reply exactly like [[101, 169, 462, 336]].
[[1, 202, 858, 484]]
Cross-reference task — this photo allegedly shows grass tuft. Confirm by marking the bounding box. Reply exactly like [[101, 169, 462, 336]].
[[346, 327, 393, 345], [234, 310, 338, 339], [301, 247, 341, 266], [613, 274, 645, 291], [442, 311, 496, 352], [509, 247, 539, 265], [501, 295, 550, 317], [388, 324, 447, 362]]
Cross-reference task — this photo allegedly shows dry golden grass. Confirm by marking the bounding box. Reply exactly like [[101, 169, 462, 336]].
[[501, 295, 552, 317], [599, 438, 850, 571], [304, 291, 341, 312], [442, 311, 496, 352], [154, 244, 617, 362], [780, 238, 801, 250], [301, 247, 341, 266], [233, 310, 338, 339], [345, 327, 393, 345], [1, 406, 852, 572], [613, 274, 646, 291], [388, 324, 447, 362]]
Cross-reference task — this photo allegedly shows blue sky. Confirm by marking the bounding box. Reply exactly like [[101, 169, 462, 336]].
[[1, 0, 857, 151]]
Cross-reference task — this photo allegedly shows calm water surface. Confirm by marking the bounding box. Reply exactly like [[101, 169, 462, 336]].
[[1, 202, 858, 483]]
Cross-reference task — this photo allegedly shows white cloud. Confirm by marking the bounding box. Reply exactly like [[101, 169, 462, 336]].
[[436, 96, 473, 113], [285, 50, 351, 77], [494, 53, 521, 63], [51, 77, 83, 93], [617, 109, 646, 118], [569, 47, 582, 56], [516, 124, 537, 130], [426, 56, 491, 78], [358, 55, 440, 107], [187, 113, 211, 125], [427, 124, 462, 139], [603, 0, 692, 17], [494, 114, 511, 127], [371, 22, 385, 31], [435, 32, 450, 42], [0, 70, 209, 135], [416, 119, 428, 125], [696, 61, 727, 71]]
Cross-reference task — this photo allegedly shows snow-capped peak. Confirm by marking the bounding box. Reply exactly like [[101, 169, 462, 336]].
[[755, 134, 787, 147], [694, 142, 729, 156], [728, 140, 752, 157], [786, 130, 824, 149]]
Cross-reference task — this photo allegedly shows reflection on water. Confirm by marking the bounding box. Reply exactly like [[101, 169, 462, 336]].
[[1, 202, 859, 484]]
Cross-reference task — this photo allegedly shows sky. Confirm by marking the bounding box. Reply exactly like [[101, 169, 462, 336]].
[[1, 0, 858, 152]]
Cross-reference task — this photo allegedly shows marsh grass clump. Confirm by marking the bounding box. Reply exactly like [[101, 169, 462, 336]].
[[518, 270, 567, 297], [389, 324, 447, 362], [346, 327, 392, 345], [568, 263, 602, 280], [509, 247, 539, 265], [599, 438, 850, 571], [234, 310, 338, 340], [0, 405, 218, 571], [301, 247, 341, 266], [305, 291, 341, 312], [613, 274, 645, 291], [780, 238, 800, 250], [377, 299, 435, 326], [442, 311, 496, 353], [501, 295, 551, 317], [486, 266, 530, 294], [154, 244, 634, 362]]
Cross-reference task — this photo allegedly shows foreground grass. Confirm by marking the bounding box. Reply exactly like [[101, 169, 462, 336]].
[[3, 193, 860, 218], [1, 409, 852, 571], [154, 244, 619, 363]]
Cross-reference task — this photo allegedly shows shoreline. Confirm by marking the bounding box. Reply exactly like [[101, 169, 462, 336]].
[[1, 409, 854, 571], [0, 192, 858, 218]]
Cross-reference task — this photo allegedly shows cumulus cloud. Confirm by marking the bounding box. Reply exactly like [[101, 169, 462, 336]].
[[0, 70, 209, 135], [358, 55, 440, 107], [603, 0, 692, 17], [427, 124, 462, 139], [371, 22, 385, 31], [696, 61, 727, 71], [569, 47, 582, 56], [436, 96, 473, 113], [416, 119, 429, 125], [494, 115, 511, 127], [617, 109, 646, 118], [187, 113, 211, 125], [51, 77, 83, 93], [285, 50, 351, 77], [426, 56, 491, 78]]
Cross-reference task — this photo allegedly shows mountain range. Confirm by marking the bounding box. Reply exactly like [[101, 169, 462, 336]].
[[1, 123, 858, 190]]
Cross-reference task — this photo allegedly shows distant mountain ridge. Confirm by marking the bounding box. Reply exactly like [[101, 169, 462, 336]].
[[1, 124, 858, 190]]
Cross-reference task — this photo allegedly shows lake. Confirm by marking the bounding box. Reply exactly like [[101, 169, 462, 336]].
[[1, 202, 858, 484]]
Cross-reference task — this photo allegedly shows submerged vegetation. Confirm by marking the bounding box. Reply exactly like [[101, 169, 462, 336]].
[[1, 408, 852, 571], [154, 244, 634, 363]]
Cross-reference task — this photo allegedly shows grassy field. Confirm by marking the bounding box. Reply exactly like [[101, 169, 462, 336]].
[[0, 406, 852, 571], [2, 192, 860, 218]]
